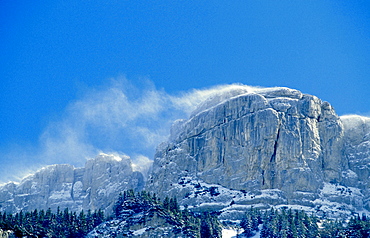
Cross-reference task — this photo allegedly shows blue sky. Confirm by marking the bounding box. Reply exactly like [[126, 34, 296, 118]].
[[0, 1, 369, 182]]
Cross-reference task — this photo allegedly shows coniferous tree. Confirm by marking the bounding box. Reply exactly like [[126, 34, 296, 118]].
[[114, 192, 125, 217], [152, 193, 158, 204], [320, 219, 340, 237], [163, 196, 170, 211], [169, 197, 180, 214], [182, 209, 200, 237], [241, 216, 254, 237], [200, 217, 212, 238]]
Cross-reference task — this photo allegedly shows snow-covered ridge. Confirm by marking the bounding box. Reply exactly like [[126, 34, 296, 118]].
[[0, 153, 144, 214]]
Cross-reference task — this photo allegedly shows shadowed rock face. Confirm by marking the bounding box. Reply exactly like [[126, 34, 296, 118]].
[[146, 87, 354, 217], [0, 153, 144, 214]]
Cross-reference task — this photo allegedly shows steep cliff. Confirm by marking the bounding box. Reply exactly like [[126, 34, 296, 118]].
[[0, 153, 144, 214], [146, 86, 365, 218]]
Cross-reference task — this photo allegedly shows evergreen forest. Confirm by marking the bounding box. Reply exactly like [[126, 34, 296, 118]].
[[0, 208, 104, 237], [238, 207, 370, 237], [1, 190, 370, 237]]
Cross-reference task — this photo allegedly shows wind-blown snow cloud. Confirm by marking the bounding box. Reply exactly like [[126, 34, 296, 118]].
[[4, 78, 312, 184], [1, 78, 256, 184], [4, 80, 367, 184]]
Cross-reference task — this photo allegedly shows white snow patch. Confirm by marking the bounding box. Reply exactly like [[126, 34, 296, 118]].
[[275, 204, 315, 214], [96, 153, 125, 162], [222, 228, 239, 238], [321, 182, 361, 196], [132, 227, 147, 235], [250, 224, 263, 238], [342, 169, 358, 179]]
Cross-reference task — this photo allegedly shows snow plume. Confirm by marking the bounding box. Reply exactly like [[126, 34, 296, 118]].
[[131, 154, 153, 180], [171, 84, 260, 115], [0, 80, 291, 184]]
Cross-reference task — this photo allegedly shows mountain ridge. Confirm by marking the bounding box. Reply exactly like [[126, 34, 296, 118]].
[[0, 153, 144, 215], [0, 86, 369, 221]]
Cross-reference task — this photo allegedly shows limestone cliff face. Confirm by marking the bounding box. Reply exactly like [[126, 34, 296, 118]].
[[146, 87, 350, 217], [0, 153, 144, 214]]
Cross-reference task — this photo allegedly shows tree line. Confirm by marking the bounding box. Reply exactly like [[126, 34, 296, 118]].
[[239, 207, 319, 237], [1, 190, 370, 237], [239, 207, 370, 238], [0, 208, 104, 237]]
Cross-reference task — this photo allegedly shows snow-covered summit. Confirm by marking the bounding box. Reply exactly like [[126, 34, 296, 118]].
[[171, 86, 309, 143], [189, 86, 302, 118]]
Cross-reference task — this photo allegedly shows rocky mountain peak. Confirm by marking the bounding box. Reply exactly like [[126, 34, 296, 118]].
[[146, 86, 366, 219]]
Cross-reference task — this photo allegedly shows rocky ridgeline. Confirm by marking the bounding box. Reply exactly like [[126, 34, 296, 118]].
[[146, 86, 370, 219], [0, 86, 369, 221], [0, 153, 144, 215]]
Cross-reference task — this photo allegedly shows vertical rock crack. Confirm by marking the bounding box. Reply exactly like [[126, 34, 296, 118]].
[[270, 127, 281, 163]]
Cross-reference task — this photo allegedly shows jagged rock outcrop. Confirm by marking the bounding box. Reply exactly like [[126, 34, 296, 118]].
[[87, 191, 199, 238], [146, 86, 365, 218], [0, 153, 144, 214], [88, 216, 185, 238]]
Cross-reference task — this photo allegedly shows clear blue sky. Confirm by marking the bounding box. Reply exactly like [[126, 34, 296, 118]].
[[0, 1, 369, 182]]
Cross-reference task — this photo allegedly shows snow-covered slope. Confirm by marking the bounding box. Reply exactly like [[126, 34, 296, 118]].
[[0, 153, 144, 214], [146, 86, 369, 219]]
